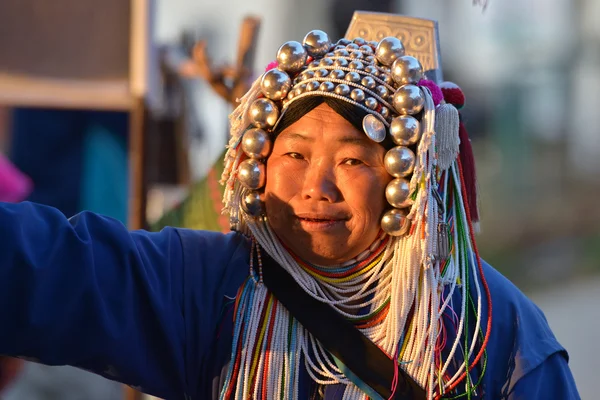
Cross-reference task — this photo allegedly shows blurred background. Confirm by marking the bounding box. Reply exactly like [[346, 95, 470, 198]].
[[0, 0, 598, 399]]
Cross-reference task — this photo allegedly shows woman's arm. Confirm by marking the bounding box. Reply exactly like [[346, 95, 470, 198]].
[[0, 202, 187, 399]]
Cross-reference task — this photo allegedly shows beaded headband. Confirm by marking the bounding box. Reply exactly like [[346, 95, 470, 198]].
[[222, 26, 464, 237]]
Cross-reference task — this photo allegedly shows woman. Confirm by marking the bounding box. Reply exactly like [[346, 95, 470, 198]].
[[0, 29, 579, 399]]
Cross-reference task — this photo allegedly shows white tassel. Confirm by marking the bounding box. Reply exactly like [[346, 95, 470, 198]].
[[435, 103, 460, 171]]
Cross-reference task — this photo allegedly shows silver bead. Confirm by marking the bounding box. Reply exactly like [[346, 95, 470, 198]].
[[367, 40, 379, 48], [380, 107, 390, 119], [287, 90, 295, 100], [350, 50, 363, 59], [319, 57, 334, 67], [241, 190, 264, 216], [315, 68, 329, 78], [335, 84, 351, 96], [348, 60, 364, 70], [364, 97, 378, 110], [260, 69, 292, 101], [361, 76, 377, 89], [249, 98, 279, 129], [303, 30, 332, 57], [276, 41, 308, 73], [319, 81, 335, 92], [392, 85, 425, 115], [302, 70, 315, 80], [375, 85, 390, 99], [389, 116, 421, 145], [346, 43, 360, 50], [365, 55, 376, 63], [241, 128, 272, 159], [381, 209, 410, 236], [383, 75, 394, 85], [362, 114, 386, 143], [238, 159, 266, 190], [365, 65, 378, 75], [359, 45, 373, 54], [375, 37, 405, 66], [333, 58, 349, 67], [294, 83, 307, 96], [330, 69, 345, 80], [334, 44, 346, 51], [350, 88, 365, 102], [345, 72, 361, 83], [334, 48, 350, 57], [384, 146, 416, 177], [391, 56, 423, 85], [353, 37, 366, 46], [306, 81, 320, 91], [385, 178, 413, 208], [337, 38, 351, 46]]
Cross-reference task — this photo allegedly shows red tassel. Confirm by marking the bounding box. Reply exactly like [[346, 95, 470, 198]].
[[458, 120, 479, 222]]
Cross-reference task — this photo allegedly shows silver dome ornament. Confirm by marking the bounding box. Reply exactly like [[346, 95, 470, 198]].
[[375, 37, 406, 67], [353, 37, 366, 46], [389, 115, 421, 146], [364, 97, 378, 110], [384, 146, 416, 177], [337, 38, 351, 46], [319, 57, 334, 67], [335, 84, 351, 96], [249, 98, 279, 129], [361, 76, 377, 90], [345, 72, 361, 83], [294, 83, 307, 96], [346, 43, 360, 50], [391, 56, 423, 85], [314, 68, 329, 78], [330, 69, 345, 80], [276, 41, 308, 73], [383, 75, 395, 85], [362, 114, 386, 143], [381, 209, 411, 236], [302, 70, 315, 80], [385, 178, 413, 208], [319, 81, 335, 92], [333, 58, 349, 67], [306, 81, 320, 91], [348, 60, 364, 70], [287, 90, 295, 100], [365, 65, 378, 75], [380, 107, 390, 119], [241, 190, 265, 217], [392, 85, 425, 115], [260, 69, 292, 101], [303, 30, 332, 57], [241, 128, 272, 159], [350, 50, 364, 59], [364, 55, 376, 64], [375, 85, 390, 99], [334, 48, 350, 57], [238, 159, 266, 190], [359, 45, 373, 54], [350, 88, 366, 102]]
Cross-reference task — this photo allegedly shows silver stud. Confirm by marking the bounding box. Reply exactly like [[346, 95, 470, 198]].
[[334, 48, 350, 57], [248, 98, 279, 129], [381, 209, 411, 236], [385, 178, 413, 208], [353, 37, 366, 46], [319, 57, 334, 67], [389, 115, 421, 145], [384, 146, 416, 177], [294, 83, 307, 96], [314, 68, 329, 78], [350, 88, 365, 102], [337, 38, 351, 46], [359, 45, 373, 54], [276, 41, 308, 73], [375, 85, 390, 99], [380, 107, 390, 119], [391, 56, 423, 85], [364, 97, 378, 110], [241, 190, 265, 216], [302, 30, 332, 57], [350, 50, 364, 59], [361, 76, 377, 89], [238, 159, 266, 190], [241, 128, 272, 159], [306, 81, 320, 91], [375, 37, 405, 66], [362, 114, 386, 142], [333, 58, 349, 67], [335, 84, 351, 96], [365, 65, 378, 75], [287, 90, 295, 100], [392, 85, 425, 115], [365, 55, 376, 63], [345, 72, 361, 83], [319, 81, 335, 92], [330, 69, 345, 80], [346, 43, 360, 50], [260, 69, 292, 101], [383, 75, 394, 85], [348, 60, 364, 70], [302, 70, 315, 80]]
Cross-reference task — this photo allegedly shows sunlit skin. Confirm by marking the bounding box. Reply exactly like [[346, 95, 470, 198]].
[[265, 103, 392, 266]]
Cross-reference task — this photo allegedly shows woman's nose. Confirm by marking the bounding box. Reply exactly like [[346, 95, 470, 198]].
[[300, 161, 341, 203]]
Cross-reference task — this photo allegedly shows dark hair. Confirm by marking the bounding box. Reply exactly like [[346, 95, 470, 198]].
[[273, 96, 395, 148]]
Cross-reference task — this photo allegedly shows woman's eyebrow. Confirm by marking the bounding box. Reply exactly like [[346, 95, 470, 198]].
[[278, 132, 314, 143]]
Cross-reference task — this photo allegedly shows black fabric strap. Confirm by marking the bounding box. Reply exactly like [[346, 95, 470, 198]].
[[260, 250, 425, 400]]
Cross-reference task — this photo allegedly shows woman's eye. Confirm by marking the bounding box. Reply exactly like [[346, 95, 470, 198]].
[[285, 152, 304, 160], [343, 158, 363, 166]]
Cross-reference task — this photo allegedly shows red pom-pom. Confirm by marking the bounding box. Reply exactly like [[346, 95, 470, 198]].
[[265, 61, 278, 72], [440, 81, 465, 109], [418, 79, 443, 106]]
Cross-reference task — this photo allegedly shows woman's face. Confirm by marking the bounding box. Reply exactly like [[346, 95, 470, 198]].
[[265, 103, 392, 266]]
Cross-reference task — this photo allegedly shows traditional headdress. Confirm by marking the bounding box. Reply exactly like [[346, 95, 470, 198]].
[[219, 12, 491, 400]]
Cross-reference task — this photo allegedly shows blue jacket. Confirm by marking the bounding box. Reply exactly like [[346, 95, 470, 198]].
[[0, 202, 580, 399]]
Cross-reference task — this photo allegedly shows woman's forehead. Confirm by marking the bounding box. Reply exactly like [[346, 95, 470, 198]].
[[283, 103, 355, 130]]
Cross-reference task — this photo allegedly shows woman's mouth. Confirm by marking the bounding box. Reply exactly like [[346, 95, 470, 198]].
[[295, 216, 347, 231]]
